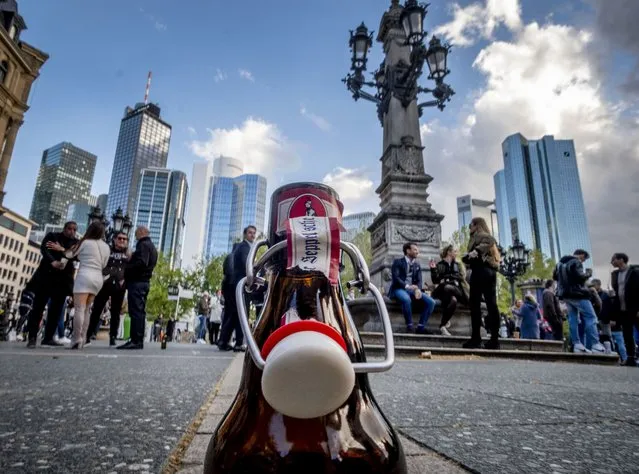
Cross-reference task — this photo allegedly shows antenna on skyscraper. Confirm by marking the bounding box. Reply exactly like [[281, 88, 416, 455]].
[[144, 71, 152, 104]]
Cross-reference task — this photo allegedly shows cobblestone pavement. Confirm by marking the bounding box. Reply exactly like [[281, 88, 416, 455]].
[[0, 340, 233, 474], [371, 359, 639, 474]]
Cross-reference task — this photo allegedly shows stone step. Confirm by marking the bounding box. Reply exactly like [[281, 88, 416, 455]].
[[363, 344, 620, 365], [360, 332, 564, 352]]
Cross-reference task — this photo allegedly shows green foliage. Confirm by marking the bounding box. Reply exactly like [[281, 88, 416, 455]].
[[146, 253, 192, 321], [183, 254, 226, 295], [340, 230, 372, 296]]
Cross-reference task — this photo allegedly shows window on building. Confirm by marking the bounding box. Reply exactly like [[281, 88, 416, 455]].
[[0, 60, 8, 84]]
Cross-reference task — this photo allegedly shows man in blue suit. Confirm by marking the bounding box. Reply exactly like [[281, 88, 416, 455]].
[[389, 242, 436, 333]]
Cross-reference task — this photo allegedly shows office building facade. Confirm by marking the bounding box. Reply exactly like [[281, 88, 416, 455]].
[[495, 133, 592, 262], [96, 193, 108, 212], [493, 170, 511, 246], [29, 142, 97, 229], [106, 102, 171, 220], [66, 202, 93, 235], [456, 195, 498, 241], [0, 1, 48, 209], [134, 168, 188, 269], [342, 211, 375, 242], [204, 171, 266, 258], [0, 207, 39, 301]]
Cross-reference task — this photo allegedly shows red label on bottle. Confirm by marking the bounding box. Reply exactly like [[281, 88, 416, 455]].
[[286, 216, 341, 284], [273, 189, 344, 236]]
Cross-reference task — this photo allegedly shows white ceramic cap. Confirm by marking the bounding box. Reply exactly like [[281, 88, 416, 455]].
[[261, 331, 356, 419]]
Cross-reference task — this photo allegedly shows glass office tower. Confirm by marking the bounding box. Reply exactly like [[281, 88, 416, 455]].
[[29, 142, 97, 228], [495, 134, 592, 262], [204, 173, 267, 258], [107, 103, 171, 219], [134, 168, 188, 269]]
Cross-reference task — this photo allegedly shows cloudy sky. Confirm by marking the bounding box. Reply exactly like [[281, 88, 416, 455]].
[[8, 0, 638, 280]]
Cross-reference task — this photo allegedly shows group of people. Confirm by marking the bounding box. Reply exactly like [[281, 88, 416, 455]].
[[19, 220, 157, 350], [386, 216, 639, 363], [388, 217, 501, 349]]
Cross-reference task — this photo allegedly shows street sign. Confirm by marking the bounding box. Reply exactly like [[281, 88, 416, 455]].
[[168, 285, 179, 301]]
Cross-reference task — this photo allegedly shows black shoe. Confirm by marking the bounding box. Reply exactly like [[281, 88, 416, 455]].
[[462, 339, 482, 349], [233, 345, 247, 352], [26, 339, 36, 349], [217, 342, 233, 351], [415, 326, 433, 335], [621, 358, 637, 367], [484, 339, 500, 350], [109, 337, 116, 347], [41, 339, 64, 347], [117, 340, 144, 350], [67, 343, 80, 350]]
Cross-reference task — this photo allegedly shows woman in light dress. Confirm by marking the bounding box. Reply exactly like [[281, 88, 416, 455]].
[[47, 222, 110, 349]]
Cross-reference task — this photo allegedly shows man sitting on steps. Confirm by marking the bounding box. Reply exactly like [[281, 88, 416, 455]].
[[388, 242, 436, 334]]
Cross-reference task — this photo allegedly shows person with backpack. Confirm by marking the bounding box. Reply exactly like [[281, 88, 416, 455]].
[[553, 249, 605, 353]]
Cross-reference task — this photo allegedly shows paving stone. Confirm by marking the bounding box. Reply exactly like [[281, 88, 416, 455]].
[[181, 434, 210, 466], [197, 414, 222, 435]]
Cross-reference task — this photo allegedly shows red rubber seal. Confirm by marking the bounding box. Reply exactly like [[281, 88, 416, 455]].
[[261, 320, 348, 359]]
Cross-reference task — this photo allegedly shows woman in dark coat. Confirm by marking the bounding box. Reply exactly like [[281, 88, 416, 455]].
[[430, 244, 470, 336]]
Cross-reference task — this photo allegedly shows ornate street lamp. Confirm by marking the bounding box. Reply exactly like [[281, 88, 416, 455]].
[[343, 0, 455, 120], [498, 239, 531, 305], [88, 206, 105, 226], [87, 206, 133, 243]]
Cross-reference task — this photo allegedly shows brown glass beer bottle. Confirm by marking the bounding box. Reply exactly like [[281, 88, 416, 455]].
[[204, 183, 406, 474]]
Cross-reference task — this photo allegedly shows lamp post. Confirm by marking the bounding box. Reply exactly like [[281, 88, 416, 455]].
[[342, 0, 454, 288], [498, 239, 531, 305], [87, 206, 133, 244]]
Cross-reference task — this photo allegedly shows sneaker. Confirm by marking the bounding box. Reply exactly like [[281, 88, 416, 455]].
[[440, 326, 452, 336], [590, 343, 606, 353], [26, 338, 36, 349], [84, 340, 92, 347], [59, 337, 71, 344], [621, 358, 637, 367], [445, 321, 451, 329], [573, 343, 591, 353], [41, 339, 64, 347]]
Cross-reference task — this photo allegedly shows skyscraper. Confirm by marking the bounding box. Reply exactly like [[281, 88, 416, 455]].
[[456, 195, 498, 240], [29, 142, 97, 228], [493, 170, 511, 246], [342, 211, 375, 242], [204, 165, 266, 257], [96, 193, 108, 212], [66, 202, 93, 235], [494, 133, 592, 262], [106, 102, 171, 220], [133, 168, 188, 269], [182, 156, 244, 270]]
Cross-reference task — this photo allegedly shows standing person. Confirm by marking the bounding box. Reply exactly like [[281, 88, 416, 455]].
[[85, 231, 131, 346], [542, 280, 564, 341], [388, 242, 436, 334], [218, 226, 256, 352], [519, 294, 542, 339], [118, 226, 158, 350], [610, 253, 639, 366], [208, 290, 222, 345], [46, 222, 110, 350], [554, 249, 605, 353], [461, 217, 501, 349], [429, 245, 469, 336], [197, 292, 211, 344], [26, 221, 79, 348]]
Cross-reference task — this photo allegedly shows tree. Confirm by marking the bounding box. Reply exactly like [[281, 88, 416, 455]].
[[147, 253, 193, 321], [183, 254, 226, 295], [444, 226, 470, 253], [340, 229, 372, 296]]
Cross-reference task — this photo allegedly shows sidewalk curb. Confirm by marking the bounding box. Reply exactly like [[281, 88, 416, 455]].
[[172, 354, 470, 474]]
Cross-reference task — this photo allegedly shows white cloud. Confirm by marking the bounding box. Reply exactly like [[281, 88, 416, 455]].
[[423, 5, 639, 280], [238, 69, 255, 82], [322, 167, 376, 215], [186, 126, 197, 137], [435, 0, 522, 46], [139, 8, 167, 32], [300, 106, 332, 132], [188, 117, 300, 181], [214, 69, 227, 83]]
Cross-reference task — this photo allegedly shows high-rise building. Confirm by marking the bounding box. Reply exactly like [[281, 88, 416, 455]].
[[342, 211, 375, 242], [493, 170, 511, 246], [183, 157, 245, 270], [106, 102, 171, 220], [96, 193, 108, 212], [29, 142, 97, 229], [495, 133, 592, 262], [204, 165, 266, 258], [133, 168, 188, 269], [456, 195, 498, 240], [66, 202, 93, 235], [0, 1, 48, 209]]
